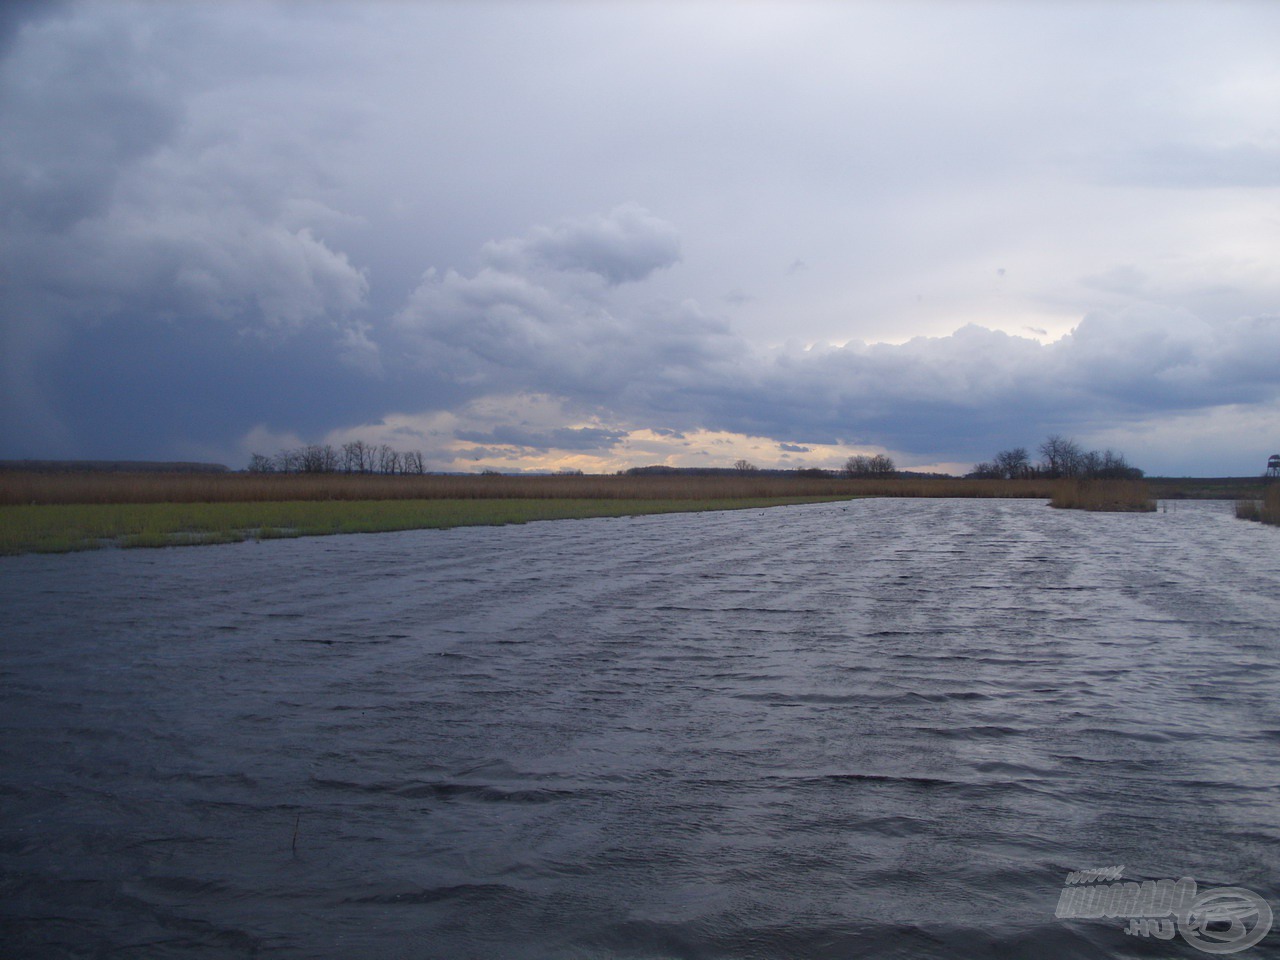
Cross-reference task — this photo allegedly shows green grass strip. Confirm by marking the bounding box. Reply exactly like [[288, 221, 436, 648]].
[[0, 497, 851, 556]]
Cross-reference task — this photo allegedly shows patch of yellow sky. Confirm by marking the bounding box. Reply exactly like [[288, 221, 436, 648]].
[[451, 427, 966, 477]]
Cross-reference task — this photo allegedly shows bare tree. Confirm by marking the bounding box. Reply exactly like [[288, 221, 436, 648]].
[[247, 453, 274, 473], [276, 448, 302, 473], [377, 444, 400, 475], [300, 444, 337, 474], [844, 454, 894, 477], [1039, 435, 1083, 478], [868, 454, 896, 476], [994, 447, 1030, 480], [341, 441, 363, 474], [734, 459, 759, 474], [843, 455, 870, 478]]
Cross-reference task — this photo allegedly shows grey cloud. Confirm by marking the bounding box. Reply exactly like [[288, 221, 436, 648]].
[[455, 425, 626, 452], [6, 2, 1279, 476], [1116, 142, 1280, 190], [0, 9, 181, 231], [711, 312, 1280, 457], [0, 6, 370, 333], [1080, 265, 1148, 296], [394, 215, 740, 399], [395, 212, 1280, 463], [481, 204, 681, 285]]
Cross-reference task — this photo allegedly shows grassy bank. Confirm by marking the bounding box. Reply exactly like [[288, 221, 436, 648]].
[[0, 497, 848, 555], [1049, 479, 1156, 512], [2, 470, 1188, 556], [1146, 476, 1268, 500], [0, 471, 1064, 506], [1235, 484, 1280, 527]]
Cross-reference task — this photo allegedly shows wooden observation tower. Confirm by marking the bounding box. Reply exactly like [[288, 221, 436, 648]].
[[1267, 454, 1280, 478]]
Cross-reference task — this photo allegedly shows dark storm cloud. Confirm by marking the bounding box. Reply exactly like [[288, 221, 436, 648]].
[[0, 4, 375, 456], [393, 207, 742, 401], [0, 6, 180, 232], [3, 2, 1278, 474], [393, 212, 1280, 462], [0, 0, 67, 57]]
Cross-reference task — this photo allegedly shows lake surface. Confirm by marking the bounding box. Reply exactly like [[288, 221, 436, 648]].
[[2, 498, 1278, 959]]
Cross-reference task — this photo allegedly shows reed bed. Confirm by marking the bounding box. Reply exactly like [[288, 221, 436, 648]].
[[1235, 484, 1280, 526], [0, 471, 1064, 506], [1049, 479, 1156, 512]]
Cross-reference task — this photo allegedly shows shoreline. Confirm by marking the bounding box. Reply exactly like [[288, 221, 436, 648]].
[[0, 496, 851, 556]]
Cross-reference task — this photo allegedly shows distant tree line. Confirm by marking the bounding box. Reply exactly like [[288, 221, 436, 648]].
[[843, 454, 896, 478], [968, 435, 1143, 480], [247, 441, 426, 475], [0, 460, 229, 474]]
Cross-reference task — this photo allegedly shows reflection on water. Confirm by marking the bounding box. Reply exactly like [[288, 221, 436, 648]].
[[2, 499, 1278, 958]]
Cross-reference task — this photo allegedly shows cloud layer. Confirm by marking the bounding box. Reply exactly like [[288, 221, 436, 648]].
[[2, 2, 1278, 475]]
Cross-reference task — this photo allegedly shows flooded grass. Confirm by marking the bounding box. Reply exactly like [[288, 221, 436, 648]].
[[0, 497, 847, 555]]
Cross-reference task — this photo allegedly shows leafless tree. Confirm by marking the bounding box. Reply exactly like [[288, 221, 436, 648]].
[[341, 441, 363, 474], [247, 453, 274, 473], [300, 444, 338, 473], [994, 447, 1030, 479], [1039, 435, 1083, 478], [378, 444, 400, 475], [275, 448, 302, 473], [734, 459, 759, 474], [868, 453, 896, 476], [844, 454, 894, 477]]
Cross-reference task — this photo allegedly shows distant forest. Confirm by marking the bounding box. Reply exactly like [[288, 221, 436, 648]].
[[247, 442, 425, 475], [967, 435, 1144, 480], [0, 460, 229, 474]]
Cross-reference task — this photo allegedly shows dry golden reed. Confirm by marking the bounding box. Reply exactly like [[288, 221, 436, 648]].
[[1049, 478, 1156, 512], [0, 471, 1064, 506], [1235, 484, 1280, 526]]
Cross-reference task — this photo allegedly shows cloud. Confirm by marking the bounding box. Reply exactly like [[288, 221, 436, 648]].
[[455, 424, 626, 452], [394, 210, 1280, 470], [0, 6, 180, 232], [5, 2, 1280, 476], [481, 204, 681, 285], [393, 213, 741, 401], [1112, 142, 1280, 190]]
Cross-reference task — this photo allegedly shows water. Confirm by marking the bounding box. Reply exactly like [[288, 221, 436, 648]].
[[2, 499, 1278, 959]]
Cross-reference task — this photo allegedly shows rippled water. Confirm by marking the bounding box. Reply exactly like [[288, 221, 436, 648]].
[[2, 498, 1278, 959]]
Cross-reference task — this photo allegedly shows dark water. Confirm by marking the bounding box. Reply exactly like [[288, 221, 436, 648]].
[[2, 499, 1278, 959]]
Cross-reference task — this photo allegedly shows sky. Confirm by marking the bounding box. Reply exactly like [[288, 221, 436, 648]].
[[2, 1, 1279, 476]]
